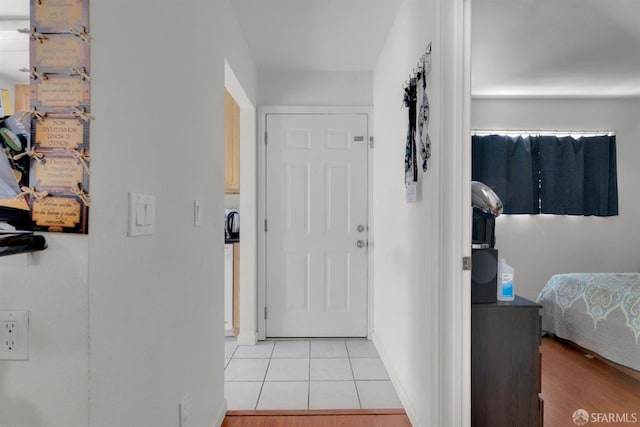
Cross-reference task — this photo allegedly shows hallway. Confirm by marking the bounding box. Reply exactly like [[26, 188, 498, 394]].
[[0, 1, 467, 425], [224, 339, 403, 410]]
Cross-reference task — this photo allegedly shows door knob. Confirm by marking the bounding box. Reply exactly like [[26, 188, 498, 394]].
[[356, 240, 365, 248], [357, 224, 365, 232]]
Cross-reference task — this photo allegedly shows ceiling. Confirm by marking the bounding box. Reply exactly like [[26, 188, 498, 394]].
[[2, 0, 638, 97], [230, 0, 403, 72], [471, 0, 640, 97]]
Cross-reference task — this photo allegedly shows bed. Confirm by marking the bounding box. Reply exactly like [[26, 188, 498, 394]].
[[537, 273, 640, 373]]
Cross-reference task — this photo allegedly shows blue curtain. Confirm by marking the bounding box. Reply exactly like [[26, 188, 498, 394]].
[[538, 135, 618, 216], [472, 134, 539, 214], [472, 134, 618, 216]]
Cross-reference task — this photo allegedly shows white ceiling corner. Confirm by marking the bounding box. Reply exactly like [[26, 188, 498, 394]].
[[230, 0, 404, 72], [471, 0, 640, 97]]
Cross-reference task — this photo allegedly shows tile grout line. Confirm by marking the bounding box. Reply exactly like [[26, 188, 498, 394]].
[[346, 340, 364, 409], [254, 341, 276, 410], [229, 339, 392, 410]]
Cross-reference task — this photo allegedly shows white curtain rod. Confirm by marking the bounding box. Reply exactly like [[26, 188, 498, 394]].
[[471, 129, 616, 136]]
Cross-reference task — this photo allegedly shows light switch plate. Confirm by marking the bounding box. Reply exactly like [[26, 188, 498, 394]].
[[128, 192, 156, 237]]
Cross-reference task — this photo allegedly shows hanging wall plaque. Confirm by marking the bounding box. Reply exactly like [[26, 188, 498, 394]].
[[31, 75, 90, 111], [32, 195, 88, 233], [31, 35, 89, 73], [32, 0, 89, 34], [28, 0, 91, 234], [34, 115, 88, 151], [32, 153, 88, 193]]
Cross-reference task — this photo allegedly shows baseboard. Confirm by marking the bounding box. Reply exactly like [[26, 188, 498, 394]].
[[214, 398, 228, 427], [370, 332, 421, 427], [236, 333, 257, 345]]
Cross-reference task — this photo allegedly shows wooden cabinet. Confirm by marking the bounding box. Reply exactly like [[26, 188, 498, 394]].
[[224, 90, 240, 194], [14, 84, 30, 113], [472, 296, 543, 427]]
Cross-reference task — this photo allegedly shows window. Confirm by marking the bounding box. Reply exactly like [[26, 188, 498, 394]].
[[472, 133, 618, 216]]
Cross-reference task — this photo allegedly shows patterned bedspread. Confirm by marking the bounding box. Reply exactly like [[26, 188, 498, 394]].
[[537, 273, 640, 372]]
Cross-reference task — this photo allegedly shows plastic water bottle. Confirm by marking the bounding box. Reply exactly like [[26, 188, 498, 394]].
[[497, 258, 515, 301]]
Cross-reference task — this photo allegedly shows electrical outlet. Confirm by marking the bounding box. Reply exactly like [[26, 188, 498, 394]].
[[0, 310, 29, 361], [3, 321, 17, 351]]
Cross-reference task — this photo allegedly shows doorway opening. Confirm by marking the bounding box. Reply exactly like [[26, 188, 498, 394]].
[[223, 60, 257, 345]]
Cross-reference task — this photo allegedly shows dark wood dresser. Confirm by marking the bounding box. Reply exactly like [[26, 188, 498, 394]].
[[472, 295, 543, 427]]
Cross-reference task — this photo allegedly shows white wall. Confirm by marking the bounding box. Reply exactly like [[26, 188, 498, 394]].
[[1, 10, 89, 427], [7, 2, 258, 427], [89, 1, 256, 425], [0, 236, 89, 427], [371, 1, 441, 425], [0, 74, 29, 115], [258, 70, 372, 106], [1, 30, 88, 427], [0, 77, 12, 91], [471, 98, 640, 301]]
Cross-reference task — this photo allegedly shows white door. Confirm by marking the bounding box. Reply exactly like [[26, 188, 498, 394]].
[[265, 113, 368, 337]]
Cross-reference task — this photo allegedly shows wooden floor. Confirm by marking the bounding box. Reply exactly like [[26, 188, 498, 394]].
[[222, 337, 640, 427], [222, 409, 411, 427], [541, 336, 640, 427]]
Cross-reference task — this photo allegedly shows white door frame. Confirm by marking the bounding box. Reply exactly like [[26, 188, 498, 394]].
[[224, 60, 258, 346], [257, 106, 374, 340], [438, 0, 472, 425]]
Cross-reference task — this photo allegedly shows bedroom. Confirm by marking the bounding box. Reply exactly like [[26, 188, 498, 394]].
[[471, 0, 640, 422]]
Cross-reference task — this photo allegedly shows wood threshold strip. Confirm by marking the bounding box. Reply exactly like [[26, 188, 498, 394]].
[[223, 409, 412, 427], [226, 409, 407, 417]]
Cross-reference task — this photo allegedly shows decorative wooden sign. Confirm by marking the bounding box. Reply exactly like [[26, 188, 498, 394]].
[[32, 0, 89, 34], [32, 195, 88, 233], [31, 75, 90, 110], [32, 154, 88, 193], [31, 35, 89, 72], [34, 115, 88, 151], [27, 0, 91, 234]]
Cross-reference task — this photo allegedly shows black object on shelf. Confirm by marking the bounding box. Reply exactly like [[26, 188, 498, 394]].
[[0, 233, 47, 257], [471, 247, 498, 303], [472, 209, 496, 248]]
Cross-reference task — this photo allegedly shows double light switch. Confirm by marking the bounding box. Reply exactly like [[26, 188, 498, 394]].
[[128, 192, 155, 236]]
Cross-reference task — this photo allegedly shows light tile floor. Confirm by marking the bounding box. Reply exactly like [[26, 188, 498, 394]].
[[224, 338, 403, 410]]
